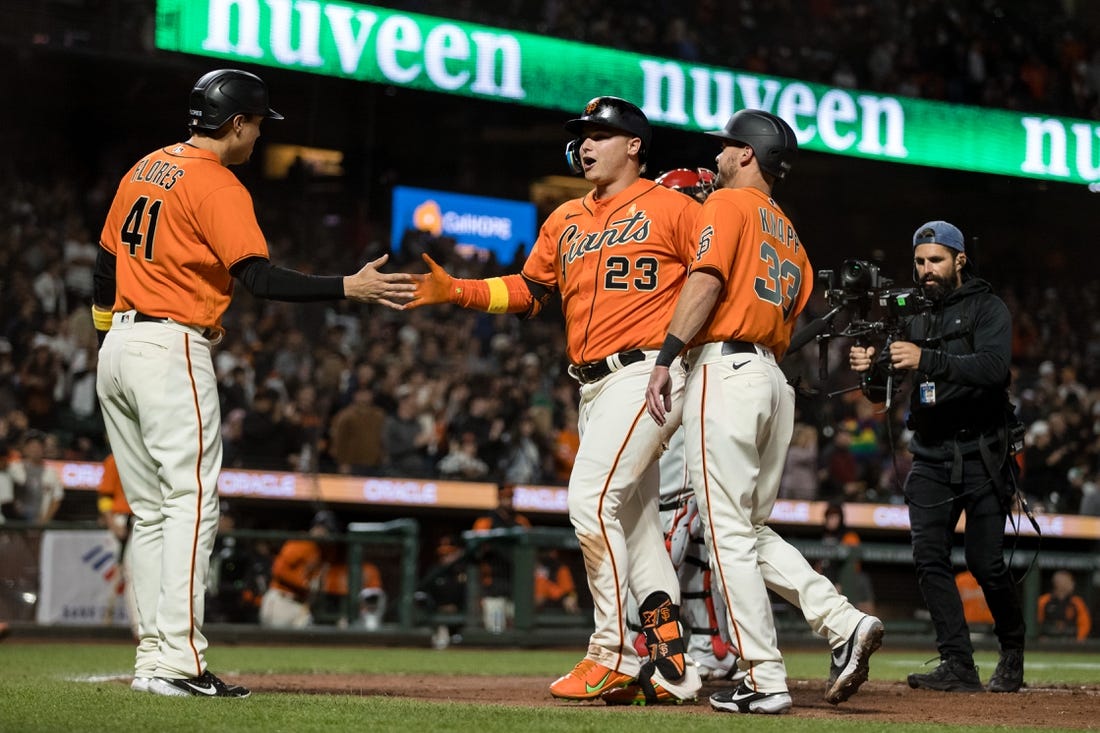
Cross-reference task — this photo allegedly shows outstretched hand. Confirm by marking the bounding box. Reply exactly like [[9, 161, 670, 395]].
[[407, 253, 456, 309], [645, 366, 673, 426], [343, 254, 417, 310]]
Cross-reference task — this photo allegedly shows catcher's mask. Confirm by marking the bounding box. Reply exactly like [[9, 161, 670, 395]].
[[564, 96, 651, 174]]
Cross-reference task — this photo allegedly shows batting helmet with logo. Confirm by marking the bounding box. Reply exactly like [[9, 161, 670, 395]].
[[708, 109, 797, 180], [564, 96, 651, 173], [656, 167, 716, 202], [188, 69, 284, 132]]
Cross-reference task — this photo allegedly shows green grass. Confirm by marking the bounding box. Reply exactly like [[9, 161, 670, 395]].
[[1, 642, 1097, 733]]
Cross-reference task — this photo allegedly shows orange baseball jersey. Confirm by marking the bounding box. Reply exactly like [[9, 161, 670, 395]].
[[322, 561, 383, 596], [689, 187, 813, 358], [97, 453, 131, 515], [522, 178, 700, 364], [269, 540, 323, 599], [98, 144, 270, 330]]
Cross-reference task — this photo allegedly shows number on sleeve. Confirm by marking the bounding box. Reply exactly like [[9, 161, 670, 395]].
[[120, 196, 162, 262]]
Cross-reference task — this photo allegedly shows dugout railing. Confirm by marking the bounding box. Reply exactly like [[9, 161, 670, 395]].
[[2, 522, 1098, 644]]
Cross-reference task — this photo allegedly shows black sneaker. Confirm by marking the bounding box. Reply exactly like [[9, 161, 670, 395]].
[[988, 649, 1024, 693], [149, 670, 251, 698], [907, 657, 983, 692], [710, 682, 792, 714], [825, 615, 884, 704]]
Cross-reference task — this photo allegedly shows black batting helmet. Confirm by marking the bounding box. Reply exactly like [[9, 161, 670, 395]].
[[564, 96, 651, 172], [188, 69, 284, 131], [708, 109, 797, 180]]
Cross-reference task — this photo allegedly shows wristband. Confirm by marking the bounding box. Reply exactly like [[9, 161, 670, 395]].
[[91, 304, 113, 332], [655, 334, 685, 368]]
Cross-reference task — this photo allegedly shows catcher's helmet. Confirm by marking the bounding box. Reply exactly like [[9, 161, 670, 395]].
[[656, 167, 716, 203], [188, 69, 284, 131], [564, 96, 651, 173], [708, 109, 797, 180]]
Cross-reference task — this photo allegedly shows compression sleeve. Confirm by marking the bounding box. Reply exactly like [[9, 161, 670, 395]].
[[451, 273, 552, 318], [93, 246, 117, 309], [231, 257, 345, 301]]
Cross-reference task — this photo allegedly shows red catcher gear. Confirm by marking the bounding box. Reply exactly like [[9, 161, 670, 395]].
[[656, 168, 716, 203]]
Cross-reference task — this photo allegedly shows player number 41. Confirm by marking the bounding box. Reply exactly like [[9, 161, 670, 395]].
[[120, 195, 163, 262]]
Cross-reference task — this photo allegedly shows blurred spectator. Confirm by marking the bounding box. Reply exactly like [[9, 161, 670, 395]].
[[551, 401, 580, 485], [7, 430, 63, 523], [779, 422, 819, 500], [956, 570, 995, 629], [235, 388, 298, 471], [498, 411, 547, 485], [18, 341, 62, 431], [97, 452, 137, 633], [0, 440, 13, 522], [383, 388, 436, 478], [259, 511, 336, 628], [207, 502, 269, 624], [1037, 570, 1092, 641], [535, 548, 579, 614], [816, 502, 875, 615], [329, 385, 386, 476], [438, 431, 491, 481], [471, 484, 531, 633]]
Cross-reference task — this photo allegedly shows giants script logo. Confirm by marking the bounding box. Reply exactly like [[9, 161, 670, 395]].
[[558, 211, 652, 269]]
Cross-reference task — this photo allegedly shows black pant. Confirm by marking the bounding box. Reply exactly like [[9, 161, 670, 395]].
[[906, 455, 1025, 662]]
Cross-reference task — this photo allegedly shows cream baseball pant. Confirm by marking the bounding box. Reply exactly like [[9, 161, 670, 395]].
[[569, 352, 686, 679], [259, 588, 313, 628], [97, 312, 222, 680], [683, 342, 864, 693]]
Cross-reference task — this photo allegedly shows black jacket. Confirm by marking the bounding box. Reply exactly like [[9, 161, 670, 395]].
[[867, 277, 1012, 458]]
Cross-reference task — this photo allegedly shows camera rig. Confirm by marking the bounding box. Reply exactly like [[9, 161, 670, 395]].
[[789, 259, 932, 407]]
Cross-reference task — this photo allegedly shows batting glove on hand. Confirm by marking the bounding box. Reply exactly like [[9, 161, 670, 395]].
[[408, 253, 457, 309]]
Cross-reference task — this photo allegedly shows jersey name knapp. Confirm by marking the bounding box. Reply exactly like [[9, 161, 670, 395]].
[[689, 187, 813, 357], [523, 179, 699, 365], [98, 144, 271, 330]]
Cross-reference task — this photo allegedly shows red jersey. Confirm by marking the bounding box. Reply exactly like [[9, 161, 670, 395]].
[[98, 144, 270, 330], [689, 187, 813, 358], [522, 178, 699, 364]]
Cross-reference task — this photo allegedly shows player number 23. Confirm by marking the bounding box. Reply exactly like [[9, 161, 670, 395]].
[[120, 195, 163, 262], [604, 255, 658, 292], [754, 241, 801, 318]]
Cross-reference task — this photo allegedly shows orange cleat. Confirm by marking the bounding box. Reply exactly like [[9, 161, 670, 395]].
[[602, 680, 695, 706], [549, 658, 633, 700]]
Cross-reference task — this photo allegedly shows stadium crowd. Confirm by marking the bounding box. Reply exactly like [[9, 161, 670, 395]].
[[1, 168, 1099, 520]]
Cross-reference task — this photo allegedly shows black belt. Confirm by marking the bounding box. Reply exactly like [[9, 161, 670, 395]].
[[721, 339, 758, 355], [134, 312, 216, 340], [573, 349, 645, 384], [134, 312, 170, 325]]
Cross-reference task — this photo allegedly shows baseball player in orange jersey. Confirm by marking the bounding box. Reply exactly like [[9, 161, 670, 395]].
[[646, 110, 883, 714], [410, 97, 702, 705], [92, 69, 414, 698]]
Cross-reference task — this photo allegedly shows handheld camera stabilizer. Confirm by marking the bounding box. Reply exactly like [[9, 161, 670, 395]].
[[789, 259, 932, 411]]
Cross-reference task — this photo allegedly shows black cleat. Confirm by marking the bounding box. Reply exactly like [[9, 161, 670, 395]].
[[825, 615, 884, 704], [149, 670, 251, 698]]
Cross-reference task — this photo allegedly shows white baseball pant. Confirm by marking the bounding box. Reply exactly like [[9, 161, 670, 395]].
[[96, 312, 222, 680], [569, 352, 684, 678], [684, 342, 864, 693]]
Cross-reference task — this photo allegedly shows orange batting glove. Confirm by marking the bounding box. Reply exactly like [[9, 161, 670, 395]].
[[408, 253, 458, 309]]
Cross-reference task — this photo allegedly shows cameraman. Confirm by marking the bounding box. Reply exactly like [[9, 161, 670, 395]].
[[849, 220, 1024, 694]]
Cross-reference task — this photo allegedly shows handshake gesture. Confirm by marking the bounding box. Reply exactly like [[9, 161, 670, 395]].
[[341, 253, 455, 310]]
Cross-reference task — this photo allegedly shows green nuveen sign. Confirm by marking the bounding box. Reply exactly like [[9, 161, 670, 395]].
[[155, 0, 1100, 185]]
